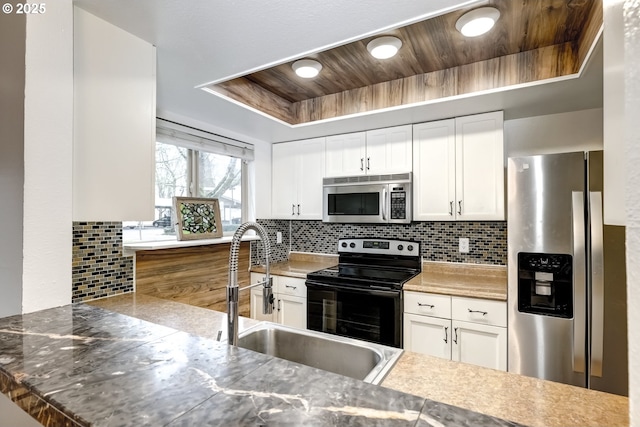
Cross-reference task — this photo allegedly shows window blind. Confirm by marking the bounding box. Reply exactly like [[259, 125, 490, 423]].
[[156, 118, 254, 161]]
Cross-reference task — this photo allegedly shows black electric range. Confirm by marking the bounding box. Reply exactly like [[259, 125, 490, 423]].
[[305, 238, 421, 348]]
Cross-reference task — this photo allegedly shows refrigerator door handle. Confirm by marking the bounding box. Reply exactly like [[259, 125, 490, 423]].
[[572, 191, 586, 374], [589, 191, 604, 378]]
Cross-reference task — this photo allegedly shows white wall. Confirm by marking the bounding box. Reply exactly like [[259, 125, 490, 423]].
[[604, 0, 627, 226], [504, 108, 603, 157], [21, 0, 74, 312], [0, 11, 26, 317], [624, 0, 639, 422]]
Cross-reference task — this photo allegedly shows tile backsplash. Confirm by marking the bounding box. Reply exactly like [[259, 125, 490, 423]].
[[254, 219, 507, 265], [72, 222, 134, 302]]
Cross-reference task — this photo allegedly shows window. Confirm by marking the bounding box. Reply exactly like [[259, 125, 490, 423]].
[[123, 120, 253, 242]]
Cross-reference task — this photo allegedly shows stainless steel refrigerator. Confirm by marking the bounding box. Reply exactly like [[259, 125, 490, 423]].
[[507, 151, 628, 396]]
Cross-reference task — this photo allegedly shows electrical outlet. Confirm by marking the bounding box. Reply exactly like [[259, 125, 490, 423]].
[[459, 238, 470, 253], [276, 231, 283, 244]]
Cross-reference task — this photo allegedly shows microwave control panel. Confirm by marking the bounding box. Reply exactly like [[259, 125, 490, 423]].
[[390, 190, 406, 219]]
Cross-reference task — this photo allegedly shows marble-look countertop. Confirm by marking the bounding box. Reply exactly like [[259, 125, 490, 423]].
[[0, 297, 525, 427], [92, 294, 628, 427]]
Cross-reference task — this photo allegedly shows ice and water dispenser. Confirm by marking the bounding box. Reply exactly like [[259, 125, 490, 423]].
[[517, 253, 573, 318]]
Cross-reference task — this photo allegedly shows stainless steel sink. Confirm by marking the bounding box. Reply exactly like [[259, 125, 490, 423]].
[[236, 322, 403, 385]]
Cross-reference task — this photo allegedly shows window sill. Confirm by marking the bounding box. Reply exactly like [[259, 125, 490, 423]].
[[123, 235, 260, 256]]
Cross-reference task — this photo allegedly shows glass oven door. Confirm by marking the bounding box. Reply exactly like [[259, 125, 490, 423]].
[[306, 281, 402, 348]]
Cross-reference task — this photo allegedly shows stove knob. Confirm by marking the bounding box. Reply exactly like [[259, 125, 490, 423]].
[[397, 244, 404, 251], [407, 245, 414, 252], [341, 242, 347, 248], [349, 242, 356, 248]]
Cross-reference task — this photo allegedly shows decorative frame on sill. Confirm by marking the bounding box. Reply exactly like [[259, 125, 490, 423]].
[[173, 196, 223, 241]]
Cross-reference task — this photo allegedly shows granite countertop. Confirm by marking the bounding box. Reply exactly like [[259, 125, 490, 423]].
[[254, 254, 507, 301], [383, 352, 629, 427], [251, 252, 338, 279], [404, 261, 507, 301], [0, 295, 525, 427]]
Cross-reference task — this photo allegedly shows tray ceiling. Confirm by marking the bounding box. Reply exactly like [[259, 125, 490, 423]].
[[206, 0, 602, 126]]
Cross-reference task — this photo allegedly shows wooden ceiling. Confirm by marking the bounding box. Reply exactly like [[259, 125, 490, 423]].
[[206, 0, 602, 125]]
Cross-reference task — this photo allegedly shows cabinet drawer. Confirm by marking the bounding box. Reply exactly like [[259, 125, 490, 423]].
[[404, 291, 451, 318], [276, 276, 307, 298], [451, 296, 506, 327]]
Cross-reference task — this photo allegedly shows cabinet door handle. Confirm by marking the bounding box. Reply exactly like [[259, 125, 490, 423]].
[[285, 285, 297, 290], [297, 204, 300, 215], [468, 308, 488, 316], [449, 201, 454, 216], [360, 158, 364, 171], [367, 157, 370, 170], [443, 326, 448, 344], [277, 299, 281, 312], [453, 327, 458, 344], [291, 204, 295, 215], [417, 302, 435, 309], [457, 200, 463, 215]]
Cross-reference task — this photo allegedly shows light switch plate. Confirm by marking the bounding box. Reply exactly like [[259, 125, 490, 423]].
[[276, 231, 283, 244], [459, 238, 469, 253]]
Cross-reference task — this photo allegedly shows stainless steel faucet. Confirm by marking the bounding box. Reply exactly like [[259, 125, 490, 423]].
[[227, 221, 273, 346]]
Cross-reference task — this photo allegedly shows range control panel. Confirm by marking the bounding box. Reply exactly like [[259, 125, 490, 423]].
[[338, 238, 420, 257]]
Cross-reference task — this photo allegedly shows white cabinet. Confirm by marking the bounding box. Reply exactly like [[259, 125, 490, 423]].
[[450, 296, 507, 370], [272, 138, 325, 219], [73, 8, 156, 221], [403, 291, 507, 371], [250, 273, 307, 329], [325, 132, 366, 177], [413, 111, 505, 221], [325, 125, 412, 177]]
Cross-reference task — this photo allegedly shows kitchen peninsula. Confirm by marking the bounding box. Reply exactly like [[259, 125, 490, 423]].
[[0, 293, 627, 427]]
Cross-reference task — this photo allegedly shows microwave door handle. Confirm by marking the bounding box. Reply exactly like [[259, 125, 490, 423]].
[[382, 188, 388, 221]]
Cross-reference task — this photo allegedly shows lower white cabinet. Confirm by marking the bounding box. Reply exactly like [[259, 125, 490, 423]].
[[403, 291, 507, 371], [250, 273, 307, 329]]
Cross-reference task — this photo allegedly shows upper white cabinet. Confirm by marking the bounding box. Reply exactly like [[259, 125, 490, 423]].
[[272, 137, 325, 219], [325, 125, 412, 177], [413, 111, 505, 221], [325, 132, 366, 177], [73, 8, 156, 221]]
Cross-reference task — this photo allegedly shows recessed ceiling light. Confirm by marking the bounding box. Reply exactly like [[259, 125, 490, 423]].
[[455, 7, 500, 37], [292, 59, 322, 78], [367, 36, 403, 59]]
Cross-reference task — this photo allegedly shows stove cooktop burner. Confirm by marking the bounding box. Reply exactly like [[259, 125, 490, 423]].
[[306, 237, 421, 291]]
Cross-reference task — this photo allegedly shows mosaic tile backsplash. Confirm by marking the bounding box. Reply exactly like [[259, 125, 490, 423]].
[[255, 219, 507, 265], [72, 222, 134, 302]]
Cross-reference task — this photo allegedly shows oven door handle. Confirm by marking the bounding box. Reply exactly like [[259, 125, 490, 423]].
[[305, 280, 400, 297]]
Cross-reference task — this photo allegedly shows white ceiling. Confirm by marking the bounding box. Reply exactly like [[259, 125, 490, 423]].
[[73, 0, 603, 145]]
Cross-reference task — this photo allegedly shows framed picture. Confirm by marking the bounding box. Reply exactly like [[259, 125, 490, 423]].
[[173, 197, 223, 240]]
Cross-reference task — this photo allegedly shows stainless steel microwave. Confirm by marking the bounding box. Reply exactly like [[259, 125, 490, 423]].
[[322, 173, 412, 224]]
